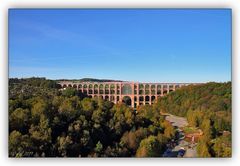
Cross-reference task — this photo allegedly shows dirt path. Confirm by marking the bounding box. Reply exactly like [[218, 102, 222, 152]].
[[163, 114, 198, 158]]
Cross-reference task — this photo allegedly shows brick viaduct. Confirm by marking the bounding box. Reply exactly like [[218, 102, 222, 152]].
[[58, 81, 194, 108]]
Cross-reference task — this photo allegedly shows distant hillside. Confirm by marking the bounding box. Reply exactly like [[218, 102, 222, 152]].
[[56, 78, 124, 82], [9, 77, 124, 83], [155, 82, 231, 118]]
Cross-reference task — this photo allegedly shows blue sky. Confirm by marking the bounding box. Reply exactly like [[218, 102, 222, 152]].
[[9, 9, 231, 83]]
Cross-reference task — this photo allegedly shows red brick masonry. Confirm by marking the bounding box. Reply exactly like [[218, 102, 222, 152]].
[[58, 81, 198, 108]]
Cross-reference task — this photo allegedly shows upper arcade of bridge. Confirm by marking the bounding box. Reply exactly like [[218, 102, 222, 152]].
[[57, 81, 200, 108]]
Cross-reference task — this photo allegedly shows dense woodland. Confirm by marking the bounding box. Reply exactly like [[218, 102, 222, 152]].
[[155, 82, 232, 157], [9, 78, 231, 157]]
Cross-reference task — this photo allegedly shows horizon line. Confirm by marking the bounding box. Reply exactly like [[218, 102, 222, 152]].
[[8, 76, 231, 84]]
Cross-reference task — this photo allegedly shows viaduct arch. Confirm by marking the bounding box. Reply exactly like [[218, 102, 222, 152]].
[[58, 81, 195, 108]]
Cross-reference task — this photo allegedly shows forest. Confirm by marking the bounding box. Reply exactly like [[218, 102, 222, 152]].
[[9, 78, 231, 157], [154, 82, 231, 157]]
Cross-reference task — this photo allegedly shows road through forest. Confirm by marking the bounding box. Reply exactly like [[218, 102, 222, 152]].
[[163, 114, 198, 157]]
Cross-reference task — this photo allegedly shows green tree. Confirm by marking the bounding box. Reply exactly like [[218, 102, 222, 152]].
[[9, 130, 33, 157], [9, 108, 30, 132], [136, 136, 162, 157]]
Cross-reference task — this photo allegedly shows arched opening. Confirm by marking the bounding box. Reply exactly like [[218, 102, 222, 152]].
[[105, 95, 109, 101], [145, 90, 150, 95], [110, 84, 115, 94], [145, 84, 150, 90], [139, 96, 144, 102], [151, 84, 155, 89], [99, 84, 104, 94], [105, 84, 109, 94], [122, 84, 132, 95], [175, 85, 180, 89], [151, 85, 156, 95], [157, 85, 161, 94], [110, 96, 115, 102], [68, 84, 72, 88], [122, 96, 132, 106], [139, 84, 144, 89], [73, 84, 77, 88], [117, 84, 120, 94], [151, 96, 156, 102], [145, 96, 150, 102], [89, 89, 93, 94], [94, 84, 99, 94], [89, 84, 93, 89], [105, 84, 109, 89], [134, 96, 137, 102], [163, 90, 168, 95], [63, 84, 67, 88]]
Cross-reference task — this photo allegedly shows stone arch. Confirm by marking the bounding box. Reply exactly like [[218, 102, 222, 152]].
[[89, 89, 93, 94], [110, 96, 115, 102], [68, 84, 72, 87], [105, 84, 109, 89], [110, 84, 115, 89], [151, 85, 156, 95], [139, 85, 144, 95], [110, 84, 115, 94], [99, 84, 104, 94], [139, 96, 144, 102], [117, 96, 120, 102], [157, 85, 161, 95], [151, 96, 156, 102], [83, 84, 87, 88], [94, 84, 98, 94], [122, 84, 132, 95], [105, 84, 110, 94], [99, 84, 104, 89], [63, 84, 67, 88], [151, 84, 156, 89], [89, 84, 93, 88], [145, 96, 150, 102], [73, 84, 77, 88], [105, 95, 109, 101], [139, 84, 144, 89], [145, 84, 150, 95], [78, 84, 82, 89], [134, 96, 137, 102], [122, 96, 132, 106], [145, 84, 150, 89], [162, 85, 168, 95]]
